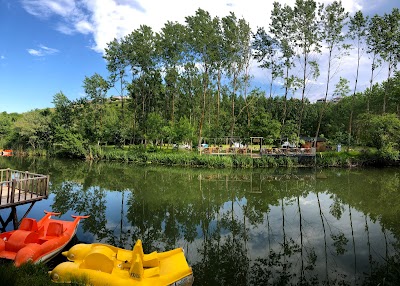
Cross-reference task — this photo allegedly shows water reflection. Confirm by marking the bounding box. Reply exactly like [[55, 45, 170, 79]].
[[1, 157, 400, 285]]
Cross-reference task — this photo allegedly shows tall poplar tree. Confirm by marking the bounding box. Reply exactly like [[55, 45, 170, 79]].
[[379, 8, 400, 113], [123, 25, 158, 138], [270, 2, 296, 127], [104, 38, 129, 143], [83, 73, 109, 145], [222, 12, 252, 138], [186, 8, 221, 146], [292, 0, 322, 138], [158, 21, 187, 123], [315, 1, 348, 143], [366, 15, 383, 112], [347, 10, 368, 149], [252, 27, 282, 99]]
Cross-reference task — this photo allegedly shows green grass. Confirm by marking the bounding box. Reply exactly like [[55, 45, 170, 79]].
[[0, 262, 55, 286], [0, 262, 91, 286]]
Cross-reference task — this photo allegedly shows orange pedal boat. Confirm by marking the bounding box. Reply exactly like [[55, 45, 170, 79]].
[[0, 210, 89, 266]]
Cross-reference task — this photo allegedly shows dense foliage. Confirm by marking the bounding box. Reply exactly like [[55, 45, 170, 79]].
[[1, 2, 399, 161]]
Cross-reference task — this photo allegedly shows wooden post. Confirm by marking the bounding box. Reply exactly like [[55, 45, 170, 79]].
[[32, 178, 36, 198], [11, 179, 16, 203], [24, 171, 29, 199], [11, 206, 18, 230], [6, 168, 10, 182]]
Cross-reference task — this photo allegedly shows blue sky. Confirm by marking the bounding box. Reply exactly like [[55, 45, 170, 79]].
[[0, 0, 398, 113]]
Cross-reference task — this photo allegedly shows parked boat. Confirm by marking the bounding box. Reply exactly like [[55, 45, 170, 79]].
[[0, 149, 13, 156], [50, 239, 194, 286], [0, 210, 89, 266]]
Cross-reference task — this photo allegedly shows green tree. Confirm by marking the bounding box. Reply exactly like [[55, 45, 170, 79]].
[[292, 0, 322, 137], [348, 11, 368, 98], [145, 112, 164, 146], [379, 8, 400, 113], [347, 10, 368, 149], [175, 116, 195, 146], [252, 27, 283, 100], [83, 73, 109, 145], [357, 113, 400, 153], [333, 77, 351, 99], [52, 91, 74, 129], [270, 2, 296, 126], [12, 109, 52, 150], [249, 112, 281, 144], [315, 1, 349, 143], [158, 21, 187, 122], [104, 37, 129, 134], [185, 9, 220, 146], [222, 12, 252, 137], [366, 14, 384, 112], [123, 25, 159, 139], [0, 112, 13, 147]]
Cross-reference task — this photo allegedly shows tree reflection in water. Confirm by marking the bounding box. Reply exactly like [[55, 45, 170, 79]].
[[2, 157, 400, 285]]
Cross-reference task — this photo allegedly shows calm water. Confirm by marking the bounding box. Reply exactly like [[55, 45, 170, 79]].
[[1, 157, 400, 285]]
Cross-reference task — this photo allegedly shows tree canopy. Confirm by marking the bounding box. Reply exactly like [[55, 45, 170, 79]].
[[1, 4, 400, 157]]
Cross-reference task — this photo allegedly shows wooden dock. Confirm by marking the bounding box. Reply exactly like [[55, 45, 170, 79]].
[[0, 168, 49, 209], [0, 169, 49, 231]]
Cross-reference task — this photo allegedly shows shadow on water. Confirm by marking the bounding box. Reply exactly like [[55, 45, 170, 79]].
[[1, 156, 400, 285]]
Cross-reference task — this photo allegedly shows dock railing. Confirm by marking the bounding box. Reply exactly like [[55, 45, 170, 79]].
[[0, 168, 49, 208]]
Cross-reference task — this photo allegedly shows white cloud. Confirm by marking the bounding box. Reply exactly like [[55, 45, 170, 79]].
[[27, 49, 42, 56], [21, 0, 76, 18], [20, 0, 392, 98], [0, 55, 5, 60], [27, 45, 59, 56], [20, 0, 373, 54], [75, 20, 94, 34], [20, 0, 289, 52]]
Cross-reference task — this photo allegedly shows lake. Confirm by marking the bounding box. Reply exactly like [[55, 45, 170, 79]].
[[1, 156, 400, 285]]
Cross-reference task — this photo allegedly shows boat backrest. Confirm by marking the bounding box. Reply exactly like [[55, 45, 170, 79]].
[[80, 253, 114, 274], [19, 218, 38, 232], [5, 230, 39, 252], [46, 222, 64, 237]]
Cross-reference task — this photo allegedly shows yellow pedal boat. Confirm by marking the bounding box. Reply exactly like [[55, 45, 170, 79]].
[[50, 239, 194, 286]]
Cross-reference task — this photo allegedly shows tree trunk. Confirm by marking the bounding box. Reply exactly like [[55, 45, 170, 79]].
[[348, 40, 361, 151], [197, 67, 209, 147], [230, 72, 238, 138], [368, 53, 377, 113], [315, 48, 333, 147], [282, 64, 289, 127], [298, 52, 308, 139], [217, 69, 221, 126]]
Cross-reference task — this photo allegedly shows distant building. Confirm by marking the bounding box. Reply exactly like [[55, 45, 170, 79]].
[[331, 96, 342, 103], [316, 97, 342, 104], [300, 136, 327, 152], [110, 96, 129, 101]]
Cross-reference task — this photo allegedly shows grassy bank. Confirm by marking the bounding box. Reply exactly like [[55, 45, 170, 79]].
[[81, 146, 399, 168], [10, 145, 399, 168], [0, 262, 55, 286], [0, 262, 91, 286]]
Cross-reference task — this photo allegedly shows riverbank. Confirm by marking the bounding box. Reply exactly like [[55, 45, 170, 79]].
[[75, 147, 400, 168], [9, 146, 399, 168]]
